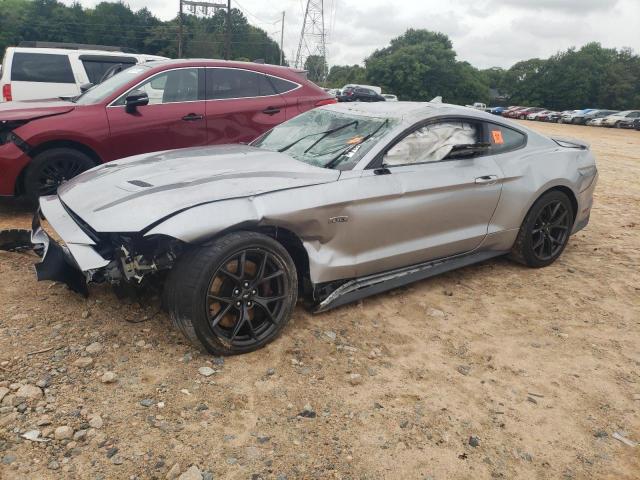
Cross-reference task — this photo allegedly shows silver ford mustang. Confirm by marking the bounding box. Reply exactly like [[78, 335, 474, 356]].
[[24, 102, 598, 355]]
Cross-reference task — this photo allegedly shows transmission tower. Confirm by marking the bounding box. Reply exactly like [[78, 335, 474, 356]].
[[294, 0, 327, 81]]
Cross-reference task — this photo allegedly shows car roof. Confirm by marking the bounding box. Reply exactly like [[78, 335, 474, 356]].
[[143, 58, 306, 76], [320, 101, 517, 125], [9, 46, 167, 60]]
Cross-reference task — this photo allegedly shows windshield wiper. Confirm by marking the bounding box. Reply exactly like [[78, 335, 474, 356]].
[[303, 121, 358, 153], [277, 121, 359, 153], [324, 119, 389, 169]]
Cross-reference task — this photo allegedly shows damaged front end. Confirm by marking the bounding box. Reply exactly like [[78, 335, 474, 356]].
[[31, 211, 90, 295], [1, 195, 184, 295]]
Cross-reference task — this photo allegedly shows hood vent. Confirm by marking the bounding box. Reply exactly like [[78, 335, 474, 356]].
[[127, 180, 154, 188]]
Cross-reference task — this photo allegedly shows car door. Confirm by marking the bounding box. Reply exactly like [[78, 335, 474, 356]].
[[204, 67, 287, 144], [106, 67, 207, 158], [346, 118, 504, 277]]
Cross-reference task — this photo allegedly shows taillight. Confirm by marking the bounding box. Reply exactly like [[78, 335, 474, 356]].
[[2, 84, 11, 102], [315, 98, 338, 107]]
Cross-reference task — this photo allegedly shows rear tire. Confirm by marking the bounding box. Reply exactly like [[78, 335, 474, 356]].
[[165, 231, 298, 356], [24, 148, 95, 202], [510, 190, 574, 268]]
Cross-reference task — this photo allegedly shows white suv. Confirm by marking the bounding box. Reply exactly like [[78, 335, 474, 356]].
[[1, 42, 168, 102]]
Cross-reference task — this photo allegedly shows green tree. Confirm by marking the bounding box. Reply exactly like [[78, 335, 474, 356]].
[[501, 42, 640, 110], [304, 54, 327, 83], [364, 29, 489, 103], [326, 64, 367, 88], [500, 58, 546, 106], [0, 1, 285, 66]]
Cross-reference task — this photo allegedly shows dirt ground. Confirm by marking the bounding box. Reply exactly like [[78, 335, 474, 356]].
[[0, 121, 638, 480]]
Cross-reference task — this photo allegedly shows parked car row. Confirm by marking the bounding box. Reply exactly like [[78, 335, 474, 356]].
[[322, 84, 398, 103], [490, 105, 640, 129]]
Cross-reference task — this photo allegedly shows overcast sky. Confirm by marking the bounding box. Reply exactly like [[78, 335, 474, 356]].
[[67, 0, 640, 69]]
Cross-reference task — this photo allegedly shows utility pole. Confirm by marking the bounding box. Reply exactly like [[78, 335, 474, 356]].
[[178, 0, 184, 58], [279, 11, 285, 65], [294, 0, 327, 81], [178, 0, 228, 58], [225, 0, 231, 60]]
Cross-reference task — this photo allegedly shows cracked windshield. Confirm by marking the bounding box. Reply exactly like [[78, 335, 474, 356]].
[[252, 108, 395, 169]]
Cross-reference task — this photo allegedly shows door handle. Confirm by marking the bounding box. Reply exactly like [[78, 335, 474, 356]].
[[182, 113, 204, 121], [475, 175, 498, 185], [262, 106, 281, 115]]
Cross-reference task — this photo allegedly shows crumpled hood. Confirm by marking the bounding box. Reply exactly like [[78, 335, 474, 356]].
[[0, 99, 76, 122], [58, 144, 340, 233]]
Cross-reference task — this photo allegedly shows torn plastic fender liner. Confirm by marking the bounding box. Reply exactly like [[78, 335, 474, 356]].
[[31, 210, 89, 296], [0, 229, 35, 252]]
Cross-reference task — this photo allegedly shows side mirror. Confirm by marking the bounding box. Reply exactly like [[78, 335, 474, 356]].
[[79, 83, 94, 93], [125, 90, 149, 113]]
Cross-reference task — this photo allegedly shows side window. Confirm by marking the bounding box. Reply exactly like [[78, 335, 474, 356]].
[[11, 52, 75, 83], [485, 123, 526, 155], [121, 68, 199, 105], [384, 121, 480, 166], [81, 57, 136, 84], [268, 76, 298, 94], [206, 68, 276, 99]]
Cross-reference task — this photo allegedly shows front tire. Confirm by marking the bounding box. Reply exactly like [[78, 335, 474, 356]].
[[24, 148, 95, 202], [510, 190, 574, 268], [165, 231, 298, 356]]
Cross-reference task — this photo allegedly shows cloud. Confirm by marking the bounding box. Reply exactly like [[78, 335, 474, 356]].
[[493, 0, 619, 13], [61, 0, 639, 70]]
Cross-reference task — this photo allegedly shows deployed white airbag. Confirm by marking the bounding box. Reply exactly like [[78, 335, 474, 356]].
[[384, 122, 477, 165]]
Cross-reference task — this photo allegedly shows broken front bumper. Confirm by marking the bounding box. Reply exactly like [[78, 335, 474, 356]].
[[30, 196, 111, 295], [31, 211, 88, 295]]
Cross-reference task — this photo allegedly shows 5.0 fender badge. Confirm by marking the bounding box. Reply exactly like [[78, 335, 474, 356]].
[[329, 216, 349, 224]]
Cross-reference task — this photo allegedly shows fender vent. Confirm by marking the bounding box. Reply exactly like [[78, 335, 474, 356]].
[[127, 180, 153, 188]]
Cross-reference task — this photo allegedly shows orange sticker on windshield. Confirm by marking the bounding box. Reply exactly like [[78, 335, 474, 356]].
[[491, 130, 504, 144], [347, 135, 364, 145]]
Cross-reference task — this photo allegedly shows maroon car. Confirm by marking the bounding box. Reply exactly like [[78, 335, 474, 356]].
[[0, 59, 335, 200]]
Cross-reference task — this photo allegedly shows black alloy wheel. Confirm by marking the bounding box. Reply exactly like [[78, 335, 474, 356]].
[[36, 157, 89, 196], [530, 200, 571, 261], [24, 148, 95, 202], [165, 231, 298, 355], [206, 248, 289, 347], [510, 190, 574, 268]]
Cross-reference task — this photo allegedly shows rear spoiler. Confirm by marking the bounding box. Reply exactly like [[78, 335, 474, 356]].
[[551, 136, 590, 150], [290, 69, 308, 80]]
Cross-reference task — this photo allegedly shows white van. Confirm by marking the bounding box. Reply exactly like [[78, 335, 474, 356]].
[[0, 42, 168, 102]]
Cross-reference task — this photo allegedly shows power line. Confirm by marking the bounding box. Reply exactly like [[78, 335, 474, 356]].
[[234, 0, 280, 25], [179, 0, 228, 58]]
